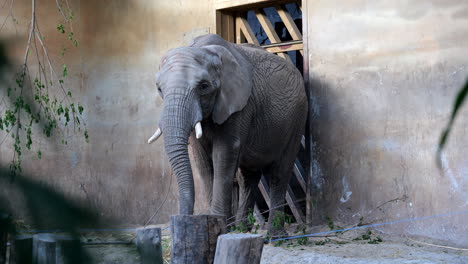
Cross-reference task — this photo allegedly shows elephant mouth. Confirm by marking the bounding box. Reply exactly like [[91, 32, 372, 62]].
[[147, 121, 202, 144]]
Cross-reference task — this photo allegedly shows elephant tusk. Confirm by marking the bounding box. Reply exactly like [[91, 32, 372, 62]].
[[195, 122, 203, 139], [148, 128, 162, 144]]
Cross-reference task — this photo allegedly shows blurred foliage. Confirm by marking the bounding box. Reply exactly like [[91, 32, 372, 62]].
[[437, 79, 468, 167], [0, 167, 99, 263]]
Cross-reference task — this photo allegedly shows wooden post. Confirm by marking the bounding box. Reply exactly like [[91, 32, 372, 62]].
[[213, 234, 264, 264], [170, 215, 226, 264], [33, 233, 76, 264], [301, 0, 318, 227], [135, 226, 163, 264], [11, 235, 33, 264]]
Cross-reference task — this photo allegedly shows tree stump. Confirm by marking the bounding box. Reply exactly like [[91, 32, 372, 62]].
[[213, 234, 264, 264], [170, 215, 226, 264], [135, 226, 163, 264], [0, 213, 10, 264], [11, 235, 33, 264], [33, 233, 76, 264]]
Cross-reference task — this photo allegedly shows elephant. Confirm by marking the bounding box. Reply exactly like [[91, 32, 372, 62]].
[[148, 34, 307, 234]]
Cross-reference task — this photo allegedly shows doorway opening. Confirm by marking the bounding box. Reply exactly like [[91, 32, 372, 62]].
[[215, 0, 308, 225]]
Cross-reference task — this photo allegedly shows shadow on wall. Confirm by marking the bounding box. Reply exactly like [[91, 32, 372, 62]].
[[312, 75, 411, 220], [79, 0, 157, 58], [309, 75, 411, 229], [0, 167, 101, 263], [309, 70, 468, 246]]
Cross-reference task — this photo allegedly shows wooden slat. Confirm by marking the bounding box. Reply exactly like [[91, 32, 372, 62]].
[[286, 185, 305, 224], [254, 204, 265, 226], [275, 4, 303, 55], [265, 42, 303, 53], [293, 160, 307, 193], [275, 4, 302, 40], [254, 8, 290, 60], [258, 176, 271, 208], [232, 183, 239, 216], [235, 16, 244, 44], [259, 175, 304, 224], [236, 15, 259, 44], [254, 8, 281, 43], [277, 52, 292, 62]]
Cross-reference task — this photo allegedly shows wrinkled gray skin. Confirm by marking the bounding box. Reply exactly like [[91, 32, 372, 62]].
[[151, 34, 307, 234]]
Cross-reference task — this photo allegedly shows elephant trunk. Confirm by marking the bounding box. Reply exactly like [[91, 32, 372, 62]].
[[160, 91, 202, 215]]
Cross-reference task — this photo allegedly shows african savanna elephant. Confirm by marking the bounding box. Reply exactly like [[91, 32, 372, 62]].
[[148, 34, 307, 233]]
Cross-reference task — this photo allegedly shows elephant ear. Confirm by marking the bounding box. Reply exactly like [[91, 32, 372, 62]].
[[202, 45, 253, 124]]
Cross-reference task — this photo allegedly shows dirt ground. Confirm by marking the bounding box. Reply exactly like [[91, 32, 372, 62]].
[[81, 224, 468, 264], [261, 241, 468, 264]]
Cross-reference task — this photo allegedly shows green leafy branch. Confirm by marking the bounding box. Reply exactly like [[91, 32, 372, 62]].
[[0, 0, 87, 177]]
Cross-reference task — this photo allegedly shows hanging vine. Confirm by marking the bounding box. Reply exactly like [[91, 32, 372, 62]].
[[0, 0, 87, 177]]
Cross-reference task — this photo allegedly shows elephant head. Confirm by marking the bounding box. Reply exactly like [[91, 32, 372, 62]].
[[148, 36, 252, 214]]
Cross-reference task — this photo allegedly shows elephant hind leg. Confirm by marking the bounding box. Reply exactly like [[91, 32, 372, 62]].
[[264, 166, 290, 237], [266, 137, 302, 237], [235, 167, 262, 229]]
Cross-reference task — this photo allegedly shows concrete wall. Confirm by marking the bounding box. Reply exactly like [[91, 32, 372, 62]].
[[305, 0, 468, 246], [1, 0, 467, 247], [0, 0, 214, 225]]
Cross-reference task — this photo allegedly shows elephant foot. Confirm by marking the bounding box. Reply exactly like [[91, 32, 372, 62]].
[[232, 220, 254, 233], [267, 225, 288, 241], [266, 210, 290, 240]]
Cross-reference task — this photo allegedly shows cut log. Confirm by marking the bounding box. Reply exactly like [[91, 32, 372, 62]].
[[11, 235, 33, 264], [213, 234, 264, 264], [135, 226, 163, 264], [170, 215, 226, 264], [0, 213, 10, 264], [32, 233, 77, 264]]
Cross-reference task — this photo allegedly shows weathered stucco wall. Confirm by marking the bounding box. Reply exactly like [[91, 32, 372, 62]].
[[2, 0, 467, 247], [0, 0, 214, 225], [306, 0, 468, 246]]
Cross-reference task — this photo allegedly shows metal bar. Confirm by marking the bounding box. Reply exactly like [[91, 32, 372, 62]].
[[261, 40, 303, 48]]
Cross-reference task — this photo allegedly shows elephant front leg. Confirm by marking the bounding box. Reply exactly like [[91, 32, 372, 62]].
[[210, 136, 241, 219], [189, 136, 214, 207], [235, 168, 262, 228]]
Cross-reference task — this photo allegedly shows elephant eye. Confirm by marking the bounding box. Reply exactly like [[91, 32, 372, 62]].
[[198, 81, 210, 92], [157, 86, 163, 99]]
